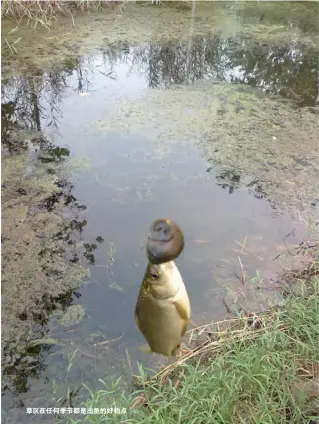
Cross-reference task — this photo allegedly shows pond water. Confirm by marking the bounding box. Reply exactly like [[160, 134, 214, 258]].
[[1, 2, 318, 423]]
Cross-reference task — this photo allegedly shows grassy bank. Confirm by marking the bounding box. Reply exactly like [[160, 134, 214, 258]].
[[1, 0, 127, 55], [69, 244, 318, 424], [1, 1, 123, 28]]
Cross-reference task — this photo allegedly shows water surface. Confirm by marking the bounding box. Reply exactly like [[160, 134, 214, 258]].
[[1, 2, 318, 423]]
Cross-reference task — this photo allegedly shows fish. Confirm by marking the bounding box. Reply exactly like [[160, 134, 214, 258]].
[[135, 219, 191, 357]]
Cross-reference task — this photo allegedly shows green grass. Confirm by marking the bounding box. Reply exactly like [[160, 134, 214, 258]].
[[69, 247, 319, 424], [1, 1, 122, 29]]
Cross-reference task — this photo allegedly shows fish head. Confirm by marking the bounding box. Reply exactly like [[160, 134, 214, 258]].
[[143, 261, 182, 299]]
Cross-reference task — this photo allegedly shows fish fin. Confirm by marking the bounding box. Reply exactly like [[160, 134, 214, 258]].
[[181, 319, 189, 338], [170, 344, 180, 356], [135, 310, 151, 353], [134, 310, 140, 329], [173, 300, 190, 337], [139, 344, 153, 354], [135, 302, 145, 332]]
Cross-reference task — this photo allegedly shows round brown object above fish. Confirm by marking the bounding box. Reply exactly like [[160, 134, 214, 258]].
[[146, 218, 184, 265], [135, 218, 191, 357]]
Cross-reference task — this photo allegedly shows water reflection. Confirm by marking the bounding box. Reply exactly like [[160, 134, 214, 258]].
[[2, 32, 317, 136], [129, 35, 317, 106], [1, 60, 77, 147]]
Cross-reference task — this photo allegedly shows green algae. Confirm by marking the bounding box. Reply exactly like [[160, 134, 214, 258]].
[[58, 304, 86, 327], [94, 81, 319, 212], [1, 149, 90, 372]]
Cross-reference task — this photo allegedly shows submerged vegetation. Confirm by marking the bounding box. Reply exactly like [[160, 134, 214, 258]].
[[72, 244, 319, 424]]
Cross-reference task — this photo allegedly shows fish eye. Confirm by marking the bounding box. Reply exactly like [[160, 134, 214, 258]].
[[149, 265, 159, 280], [151, 271, 159, 279]]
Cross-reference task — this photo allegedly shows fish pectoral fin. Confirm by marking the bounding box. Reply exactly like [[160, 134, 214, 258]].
[[173, 300, 190, 337], [139, 344, 153, 354], [173, 300, 189, 321], [134, 311, 140, 329]]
